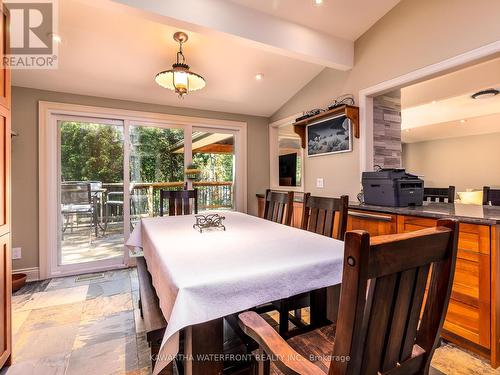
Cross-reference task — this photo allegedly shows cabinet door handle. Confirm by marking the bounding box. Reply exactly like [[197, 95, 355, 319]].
[[348, 211, 393, 222]]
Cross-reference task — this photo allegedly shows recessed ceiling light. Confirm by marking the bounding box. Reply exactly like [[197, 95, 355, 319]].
[[255, 73, 263, 81], [314, 0, 323, 5], [460, 119, 466, 124], [471, 88, 499, 99], [405, 129, 410, 133], [52, 34, 62, 43], [431, 100, 437, 104]]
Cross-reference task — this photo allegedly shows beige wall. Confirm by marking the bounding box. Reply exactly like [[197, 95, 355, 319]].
[[402, 133, 500, 192], [11, 87, 269, 271], [271, 0, 500, 199]]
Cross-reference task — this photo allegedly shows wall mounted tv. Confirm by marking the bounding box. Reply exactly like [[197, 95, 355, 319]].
[[279, 153, 297, 186]]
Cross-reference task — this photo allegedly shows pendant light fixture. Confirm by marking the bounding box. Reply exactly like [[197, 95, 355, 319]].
[[155, 32, 206, 98]]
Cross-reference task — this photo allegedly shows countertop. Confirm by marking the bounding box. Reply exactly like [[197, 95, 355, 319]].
[[257, 193, 500, 225], [349, 201, 500, 225]]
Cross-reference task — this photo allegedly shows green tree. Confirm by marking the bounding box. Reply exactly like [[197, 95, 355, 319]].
[[61, 122, 233, 185], [60, 122, 124, 182], [129, 126, 184, 183]]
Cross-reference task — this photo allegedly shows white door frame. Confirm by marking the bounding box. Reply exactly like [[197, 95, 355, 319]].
[[39, 101, 247, 279], [358, 40, 500, 173]]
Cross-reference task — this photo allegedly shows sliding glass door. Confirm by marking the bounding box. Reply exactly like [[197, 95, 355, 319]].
[[129, 124, 185, 226], [48, 111, 245, 277], [58, 117, 125, 270]]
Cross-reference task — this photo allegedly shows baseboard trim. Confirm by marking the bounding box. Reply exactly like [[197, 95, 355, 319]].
[[13, 267, 40, 282]]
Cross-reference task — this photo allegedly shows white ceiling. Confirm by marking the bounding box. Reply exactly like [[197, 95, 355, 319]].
[[400, 57, 500, 143], [227, 0, 401, 40], [402, 113, 500, 143], [401, 92, 500, 130], [12, 0, 400, 117], [12, 0, 324, 117]]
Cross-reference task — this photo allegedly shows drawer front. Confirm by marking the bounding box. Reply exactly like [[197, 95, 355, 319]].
[[398, 215, 491, 349], [347, 210, 397, 236]]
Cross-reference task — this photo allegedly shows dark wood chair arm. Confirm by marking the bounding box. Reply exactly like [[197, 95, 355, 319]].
[[238, 311, 323, 375]]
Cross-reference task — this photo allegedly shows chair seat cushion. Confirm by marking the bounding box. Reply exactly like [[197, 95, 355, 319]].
[[271, 324, 336, 374]]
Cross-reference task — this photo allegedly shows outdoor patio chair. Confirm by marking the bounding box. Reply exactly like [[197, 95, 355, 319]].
[[61, 182, 98, 241]]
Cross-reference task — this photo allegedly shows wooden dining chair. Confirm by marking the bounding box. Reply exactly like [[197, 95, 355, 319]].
[[424, 186, 455, 203], [274, 194, 349, 336], [239, 218, 459, 375], [263, 189, 294, 226], [483, 186, 500, 206], [301, 194, 349, 238], [159, 189, 198, 216]]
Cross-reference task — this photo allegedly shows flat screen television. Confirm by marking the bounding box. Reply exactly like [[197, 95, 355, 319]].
[[279, 153, 297, 186]]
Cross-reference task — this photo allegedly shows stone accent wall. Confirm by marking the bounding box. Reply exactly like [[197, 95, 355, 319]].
[[373, 95, 402, 169]]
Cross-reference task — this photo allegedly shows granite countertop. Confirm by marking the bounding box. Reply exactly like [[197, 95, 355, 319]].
[[349, 201, 500, 225]]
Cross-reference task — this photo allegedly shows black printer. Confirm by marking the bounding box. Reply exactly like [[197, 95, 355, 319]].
[[362, 168, 424, 207]]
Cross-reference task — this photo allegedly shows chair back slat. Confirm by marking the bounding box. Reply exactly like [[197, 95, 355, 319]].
[[182, 197, 189, 215], [483, 186, 500, 206], [382, 267, 417, 370], [301, 194, 348, 240], [263, 189, 294, 226], [361, 273, 398, 374], [159, 189, 198, 216], [400, 264, 430, 361], [308, 207, 319, 233], [329, 218, 459, 375], [424, 186, 455, 203]]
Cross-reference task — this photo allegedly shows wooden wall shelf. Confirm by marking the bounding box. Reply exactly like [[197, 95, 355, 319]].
[[293, 105, 359, 148]]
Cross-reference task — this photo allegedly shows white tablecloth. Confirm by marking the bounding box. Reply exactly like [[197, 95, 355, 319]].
[[126, 211, 345, 374]]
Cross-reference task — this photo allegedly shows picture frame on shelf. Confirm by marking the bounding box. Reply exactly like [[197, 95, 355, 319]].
[[306, 114, 352, 157]]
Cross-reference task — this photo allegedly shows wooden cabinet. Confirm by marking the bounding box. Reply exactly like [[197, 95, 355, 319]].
[[396, 216, 491, 353], [0, 0, 10, 369], [0, 106, 10, 238], [0, 2, 9, 111], [347, 210, 397, 236], [350, 212, 495, 362], [0, 235, 10, 367]]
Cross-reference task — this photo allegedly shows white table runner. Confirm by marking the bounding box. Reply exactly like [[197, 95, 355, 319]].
[[126, 211, 345, 374]]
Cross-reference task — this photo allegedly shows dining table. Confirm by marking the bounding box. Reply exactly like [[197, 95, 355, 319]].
[[126, 210, 346, 375]]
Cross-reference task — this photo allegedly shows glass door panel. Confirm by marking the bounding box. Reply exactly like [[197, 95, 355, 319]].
[[59, 119, 124, 265], [129, 125, 184, 225], [191, 130, 235, 211]]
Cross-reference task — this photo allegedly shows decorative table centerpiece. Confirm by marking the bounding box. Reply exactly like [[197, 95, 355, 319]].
[[193, 214, 226, 233]]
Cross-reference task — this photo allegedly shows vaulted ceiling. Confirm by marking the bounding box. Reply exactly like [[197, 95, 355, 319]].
[[12, 0, 401, 116]]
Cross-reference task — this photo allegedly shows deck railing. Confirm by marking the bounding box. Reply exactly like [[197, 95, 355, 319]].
[[102, 181, 233, 217]]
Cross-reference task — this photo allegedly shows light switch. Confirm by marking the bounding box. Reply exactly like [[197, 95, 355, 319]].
[[12, 247, 22, 260], [316, 178, 324, 188]]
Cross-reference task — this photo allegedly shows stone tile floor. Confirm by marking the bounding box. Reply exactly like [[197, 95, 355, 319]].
[[4, 268, 149, 375], [2, 268, 498, 374]]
